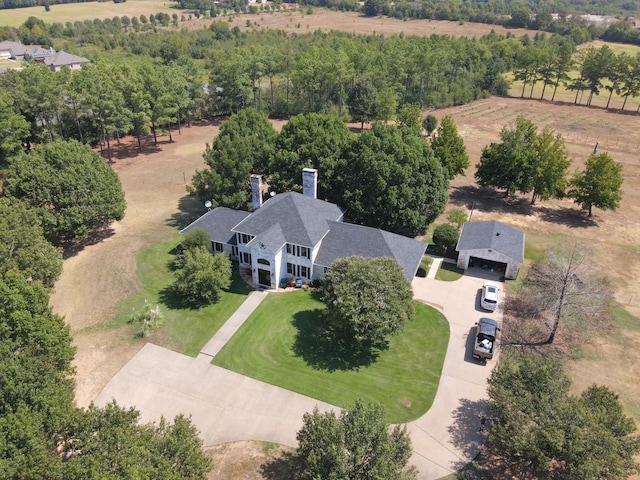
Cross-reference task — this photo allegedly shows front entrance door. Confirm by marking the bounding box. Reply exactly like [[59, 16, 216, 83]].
[[258, 268, 271, 287]]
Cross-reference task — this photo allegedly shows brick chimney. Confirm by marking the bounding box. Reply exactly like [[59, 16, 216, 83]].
[[250, 174, 262, 210], [302, 168, 318, 199]]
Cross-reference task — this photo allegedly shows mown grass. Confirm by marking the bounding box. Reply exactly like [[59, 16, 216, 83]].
[[435, 261, 464, 281], [0, 0, 188, 28], [112, 234, 252, 356], [213, 290, 449, 423]]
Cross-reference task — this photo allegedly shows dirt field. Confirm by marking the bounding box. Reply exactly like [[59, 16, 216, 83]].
[[222, 9, 535, 38]]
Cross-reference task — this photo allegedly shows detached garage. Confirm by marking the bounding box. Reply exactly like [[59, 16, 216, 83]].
[[456, 220, 525, 280]]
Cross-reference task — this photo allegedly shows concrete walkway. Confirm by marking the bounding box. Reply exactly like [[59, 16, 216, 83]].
[[96, 274, 503, 479], [197, 290, 268, 361], [426, 257, 443, 279]]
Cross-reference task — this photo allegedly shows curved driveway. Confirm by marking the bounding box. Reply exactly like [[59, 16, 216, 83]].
[[95, 268, 503, 479]]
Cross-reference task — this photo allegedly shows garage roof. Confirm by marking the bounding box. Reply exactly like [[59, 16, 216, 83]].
[[456, 221, 524, 264]]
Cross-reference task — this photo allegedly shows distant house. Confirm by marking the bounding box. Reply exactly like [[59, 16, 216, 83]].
[[181, 169, 426, 289], [455, 220, 525, 279], [0, 41, 89, 71], [44, 51, 90, 71], [0, 41, 27, 60]]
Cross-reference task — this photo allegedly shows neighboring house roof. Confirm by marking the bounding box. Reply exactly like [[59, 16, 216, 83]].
[[25, 46, 55, 59], [180, 207, 250, 245], [314, 221, 426, 281], [456, 220, 525, 264], [44, 50, 89, 68], [232, 192, 344, 248], [0, 41, 27, 57]]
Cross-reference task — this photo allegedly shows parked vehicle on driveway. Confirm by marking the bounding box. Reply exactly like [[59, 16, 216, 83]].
[[473, 317, 499, 363], [480, 282, 500, 311]]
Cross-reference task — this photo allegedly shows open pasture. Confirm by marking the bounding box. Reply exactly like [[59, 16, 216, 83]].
[[0, 0, 188, 28]]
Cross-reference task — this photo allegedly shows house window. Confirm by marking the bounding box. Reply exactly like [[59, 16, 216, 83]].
[[300, 246, 310, 259], [231, 246, 238, 258], [300, 265, 309, 279], [239, 233, 253, 244], [287, 263, 294, 275], [213, 242, 224, 253], [241, 252, 252, 265], [257, 258, 270, 266], [286, 243, 292, 254]]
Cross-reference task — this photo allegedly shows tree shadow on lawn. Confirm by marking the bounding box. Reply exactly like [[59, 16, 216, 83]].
[[449, 185, 598, 228], [60, 224, 116, 259], [166, 194, 206, 230], [260, 451, 298, 480], [292, 309, 383, 372]]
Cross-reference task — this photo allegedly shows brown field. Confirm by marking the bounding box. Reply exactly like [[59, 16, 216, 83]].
[[0, 0, 189, 28], [221, 9, 536, 38]]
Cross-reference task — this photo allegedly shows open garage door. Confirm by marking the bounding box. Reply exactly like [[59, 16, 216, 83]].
[[469, 256, 507, 275]]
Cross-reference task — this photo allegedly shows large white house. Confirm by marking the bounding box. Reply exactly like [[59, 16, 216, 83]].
[[181, 169, 426, 289]]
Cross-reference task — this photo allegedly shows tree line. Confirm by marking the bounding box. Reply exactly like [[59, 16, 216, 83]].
[[0, 57, 202, 163], [190, 107, 468, 237], [514, 39, 640, 111]]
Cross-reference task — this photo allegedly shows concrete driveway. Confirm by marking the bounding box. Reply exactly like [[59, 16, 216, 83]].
[[95, 269, 503, 479], [407, 271, 503, 478]]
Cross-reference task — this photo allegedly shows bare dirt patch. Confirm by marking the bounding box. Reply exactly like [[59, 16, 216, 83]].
[[204, 441, 294, 480]]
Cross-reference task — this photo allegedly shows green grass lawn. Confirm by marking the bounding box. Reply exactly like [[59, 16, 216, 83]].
[[112, 234, 252, 356], [213, 290, 449, 423], [435, 261, 464, 281]]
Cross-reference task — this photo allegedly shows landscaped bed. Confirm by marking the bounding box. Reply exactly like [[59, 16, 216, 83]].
[[213, 290, 449, 423]]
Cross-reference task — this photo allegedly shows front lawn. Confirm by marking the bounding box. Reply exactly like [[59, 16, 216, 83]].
[[213, 290, 449, 423], [113, 234, 252, 356], [435, 261, 464, 281]]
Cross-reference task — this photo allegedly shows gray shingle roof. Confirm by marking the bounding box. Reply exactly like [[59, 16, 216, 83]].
[[0, 41, 26, 57], [456, 221, 524, 263], [44, 50, 89, 67], [180, 207, 250, 245], [314, 221, 426, 281], [232, 192, 344, 247]]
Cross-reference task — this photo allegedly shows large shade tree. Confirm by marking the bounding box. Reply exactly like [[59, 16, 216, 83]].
[[190, 108, 277, 210], [3, 139, 126, 244], [321, 256, 414, 352], [0, 198, 62, 288], [568, 152, 623, 217], [269, 113, 352, 200], [337, 122, 448, 237], [296, 400, 416, 480], [475, 116, 570, 203]]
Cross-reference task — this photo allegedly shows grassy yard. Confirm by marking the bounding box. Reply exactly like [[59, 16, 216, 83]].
[[435, 261, 464, 281], [213, 290, 449, 423], [112, 234, 252, 356]]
